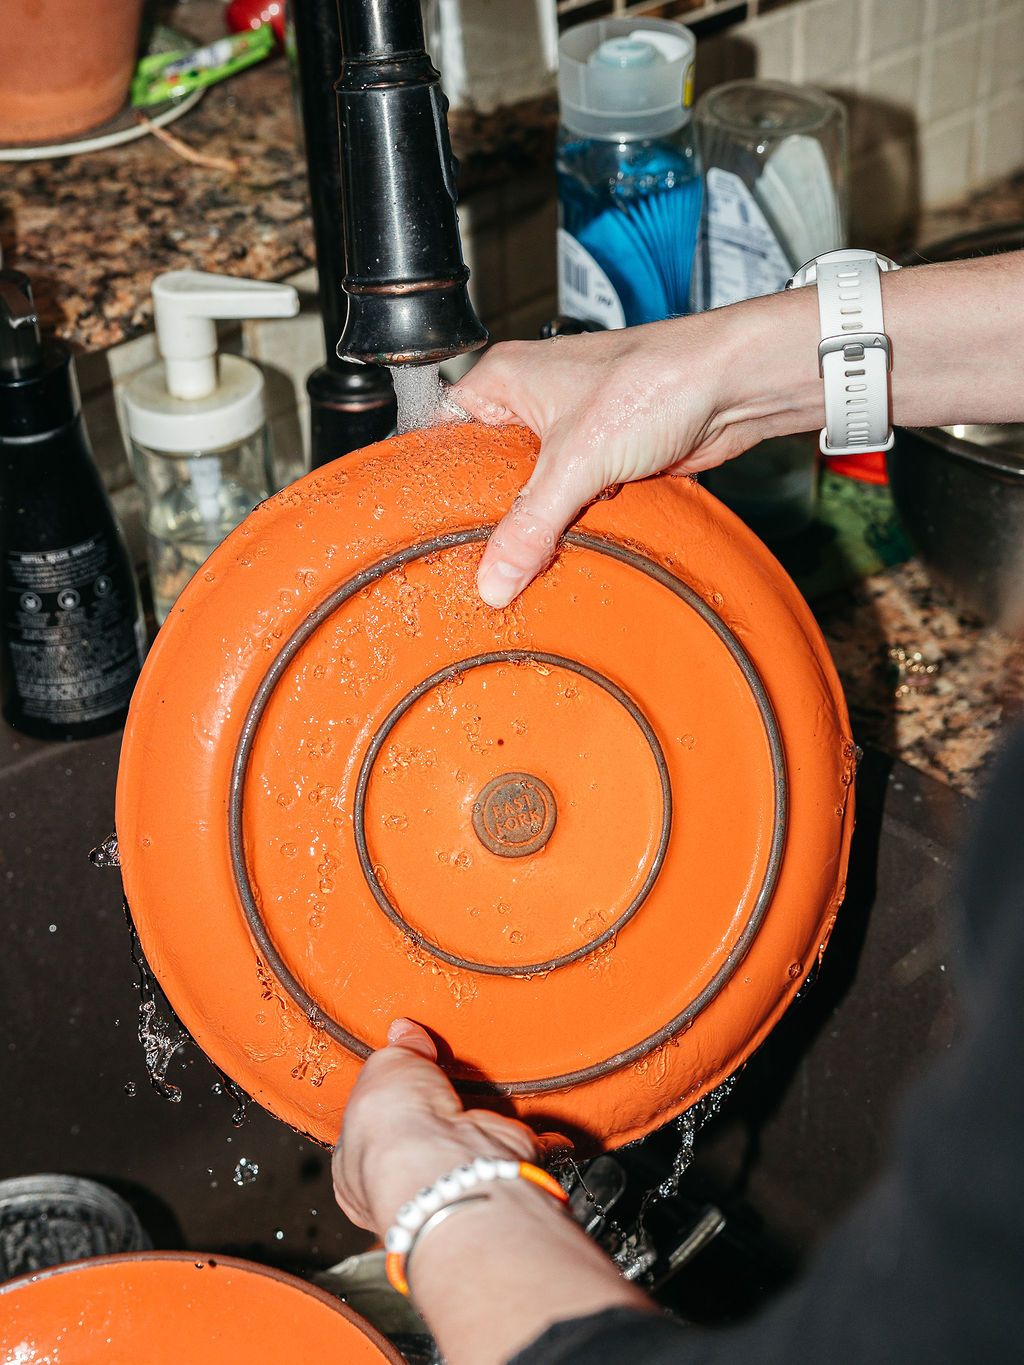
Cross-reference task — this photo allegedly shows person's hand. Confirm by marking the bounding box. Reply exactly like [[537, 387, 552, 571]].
[[450, 313, 779, 609], [332, 1018, 543, 1235]]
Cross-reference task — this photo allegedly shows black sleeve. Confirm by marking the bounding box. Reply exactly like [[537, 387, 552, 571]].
[[512, 728, 1024, 1365]]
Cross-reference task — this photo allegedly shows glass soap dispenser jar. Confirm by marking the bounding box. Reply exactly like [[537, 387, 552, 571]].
[[122, 271, 299, 623]]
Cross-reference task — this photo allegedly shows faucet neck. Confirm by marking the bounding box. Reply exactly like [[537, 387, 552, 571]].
[[338, 0, 426, 59], [334, 0, 488, 366]]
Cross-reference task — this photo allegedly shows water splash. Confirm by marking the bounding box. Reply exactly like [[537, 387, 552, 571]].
[[137, 999, 186, 1104], [232, 1157, 260, 1187], [122, 899, 186, 1104], [389, 363, 444, 434], [211, 1075, 251, 1128], [89, 831, 120, 868]]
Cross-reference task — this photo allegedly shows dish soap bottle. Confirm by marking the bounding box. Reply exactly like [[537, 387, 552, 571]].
[[122, 271, 299, 623], [0, 270, 145, 741], [556, 18, 701, 329]]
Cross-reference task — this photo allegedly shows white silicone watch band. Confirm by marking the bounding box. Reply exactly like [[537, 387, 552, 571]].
[[815, 255, 892, 457]]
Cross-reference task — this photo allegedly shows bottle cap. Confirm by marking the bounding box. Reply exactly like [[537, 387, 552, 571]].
[[122, 270, 299, 454], [558, 18, 696, 141], [0, 270, 79, 439]]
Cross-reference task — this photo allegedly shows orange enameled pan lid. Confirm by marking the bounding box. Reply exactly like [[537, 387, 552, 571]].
[[116, 422, 855, 1151], [0, 1252, 403, 1362]]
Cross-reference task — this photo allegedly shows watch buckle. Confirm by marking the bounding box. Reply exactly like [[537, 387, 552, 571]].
[[817, 331, 892, 376]]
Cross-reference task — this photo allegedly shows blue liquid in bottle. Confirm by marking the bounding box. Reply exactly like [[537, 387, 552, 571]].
[[556, 26, 702, 328], [558, 133, 702, 327]]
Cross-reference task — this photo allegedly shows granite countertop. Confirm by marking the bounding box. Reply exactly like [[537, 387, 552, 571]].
[[1, 3, 310, 350], [818, 561, 1023, 800], [0, 0, 554, 354], [809, 176, 1024, 801], [2, 6, 1022, 798]]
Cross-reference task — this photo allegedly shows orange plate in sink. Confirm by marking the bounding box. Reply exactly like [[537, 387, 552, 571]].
[[116, 422, 855, 1151], [0, 1253, 403, 1363]]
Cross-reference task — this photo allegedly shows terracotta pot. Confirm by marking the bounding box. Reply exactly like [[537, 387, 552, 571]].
[[0, 0, 145, 145], [116, 422, 855, 1152], [0, 1252, 405, 1363]]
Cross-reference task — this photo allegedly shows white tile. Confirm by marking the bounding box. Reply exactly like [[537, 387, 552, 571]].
[[104, 331, 159, 384], [501, 193, 558, 311], [990, 4, 1024, 93], [81, 385, 131, 490], [269, 406, 309, 492], [501, 168, 558, 218], [741, 10, 802, 82], [110, 483, 147, 571], [842, 57, 920, 166], [847, 138, 919, 248], [456, 186, 503, 234], [977, 88, 1024, 179], [693, 31, 759, 97], [923, 23, 983, 120], [74, 350, 114, 400], [976, 13, 997, 97], [462, 221, 505, 325], [865, 0, 927, 58], [282, 265, 318, 292], [919, 110, 976, 204], [439, 350, 482, 385], [930, 0, 984, 34], [800, 0, 866, 82], [488, 294, 559, 344], [243, 307, 325, 418], [861, 49, 924, 123]]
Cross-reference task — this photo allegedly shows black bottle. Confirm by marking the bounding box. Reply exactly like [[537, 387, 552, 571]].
[[0, 270, 145, 741]]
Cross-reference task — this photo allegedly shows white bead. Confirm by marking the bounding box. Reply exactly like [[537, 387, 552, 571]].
[[473, 1157, 499, 1181], [496, 1160, 520, 1180], [384, 1225, 412, 1254], [395, 1200, 425, 1231], [454, 1164, 478, 1189], [436, 1173, 462, 1200], [416, 1185, 444, 1214]]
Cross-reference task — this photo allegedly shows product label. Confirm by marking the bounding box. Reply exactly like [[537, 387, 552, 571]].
[[4, 534, 143, 725], [704, 168, 792, 310], [557, 229, 627, 330]]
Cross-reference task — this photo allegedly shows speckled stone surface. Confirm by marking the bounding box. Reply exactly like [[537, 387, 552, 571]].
[[818, 561, 1024, 799], [3, 10, 1022, 797], [1, 59, 313, 352], [0, 2, 557, 355]]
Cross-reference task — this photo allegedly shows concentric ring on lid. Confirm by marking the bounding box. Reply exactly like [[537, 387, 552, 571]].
[[116, 422, 855, 1150]]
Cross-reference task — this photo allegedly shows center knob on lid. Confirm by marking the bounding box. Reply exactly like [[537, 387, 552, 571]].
[[472, 771, 558, 858]]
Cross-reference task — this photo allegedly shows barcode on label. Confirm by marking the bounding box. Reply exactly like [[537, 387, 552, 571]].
[[561, 255, 589, 298]]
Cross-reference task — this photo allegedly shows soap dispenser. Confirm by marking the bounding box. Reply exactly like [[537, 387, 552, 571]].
[[0, 269, 145, 742], [122, 271, 299, 623]]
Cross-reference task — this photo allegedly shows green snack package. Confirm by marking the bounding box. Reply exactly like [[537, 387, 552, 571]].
[[131, 28, 276, 108]]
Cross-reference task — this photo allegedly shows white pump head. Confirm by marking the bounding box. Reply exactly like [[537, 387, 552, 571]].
[[124, 271, 301, 454], [153, 270, 299, 399]]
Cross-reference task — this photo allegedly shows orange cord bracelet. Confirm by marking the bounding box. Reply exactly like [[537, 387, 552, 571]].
[[384, 1159, 569, 1296]]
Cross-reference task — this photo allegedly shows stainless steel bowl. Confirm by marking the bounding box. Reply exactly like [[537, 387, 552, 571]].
[[888, 223, 1024, 626]]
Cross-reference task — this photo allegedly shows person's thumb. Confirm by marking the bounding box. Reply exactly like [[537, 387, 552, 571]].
[[386, 1017, 438, 1060], [478, 438, 602, 608]]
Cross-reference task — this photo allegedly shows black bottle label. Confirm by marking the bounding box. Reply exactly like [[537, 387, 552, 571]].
[[4, 533, 144, 725]]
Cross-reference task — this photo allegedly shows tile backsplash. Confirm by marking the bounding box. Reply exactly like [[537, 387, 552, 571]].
[[85, 0, 1021, 569]]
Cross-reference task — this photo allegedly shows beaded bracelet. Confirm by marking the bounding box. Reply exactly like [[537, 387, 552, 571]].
[[383, 1157, 569, 1296]]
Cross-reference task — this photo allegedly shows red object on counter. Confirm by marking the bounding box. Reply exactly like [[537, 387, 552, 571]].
[[828, 449, 889, 485], [226, 0, 286, 46]]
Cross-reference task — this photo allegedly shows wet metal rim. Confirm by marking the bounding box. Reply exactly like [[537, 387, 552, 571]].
[[0, 1251, 405, 1364], [228, 528, 788, 1096], [352, 650, 673, 976]]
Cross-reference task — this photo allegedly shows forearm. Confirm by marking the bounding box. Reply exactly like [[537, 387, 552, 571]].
[[713, 252, 1024, 442], [407, 1182, 652, 1365]]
